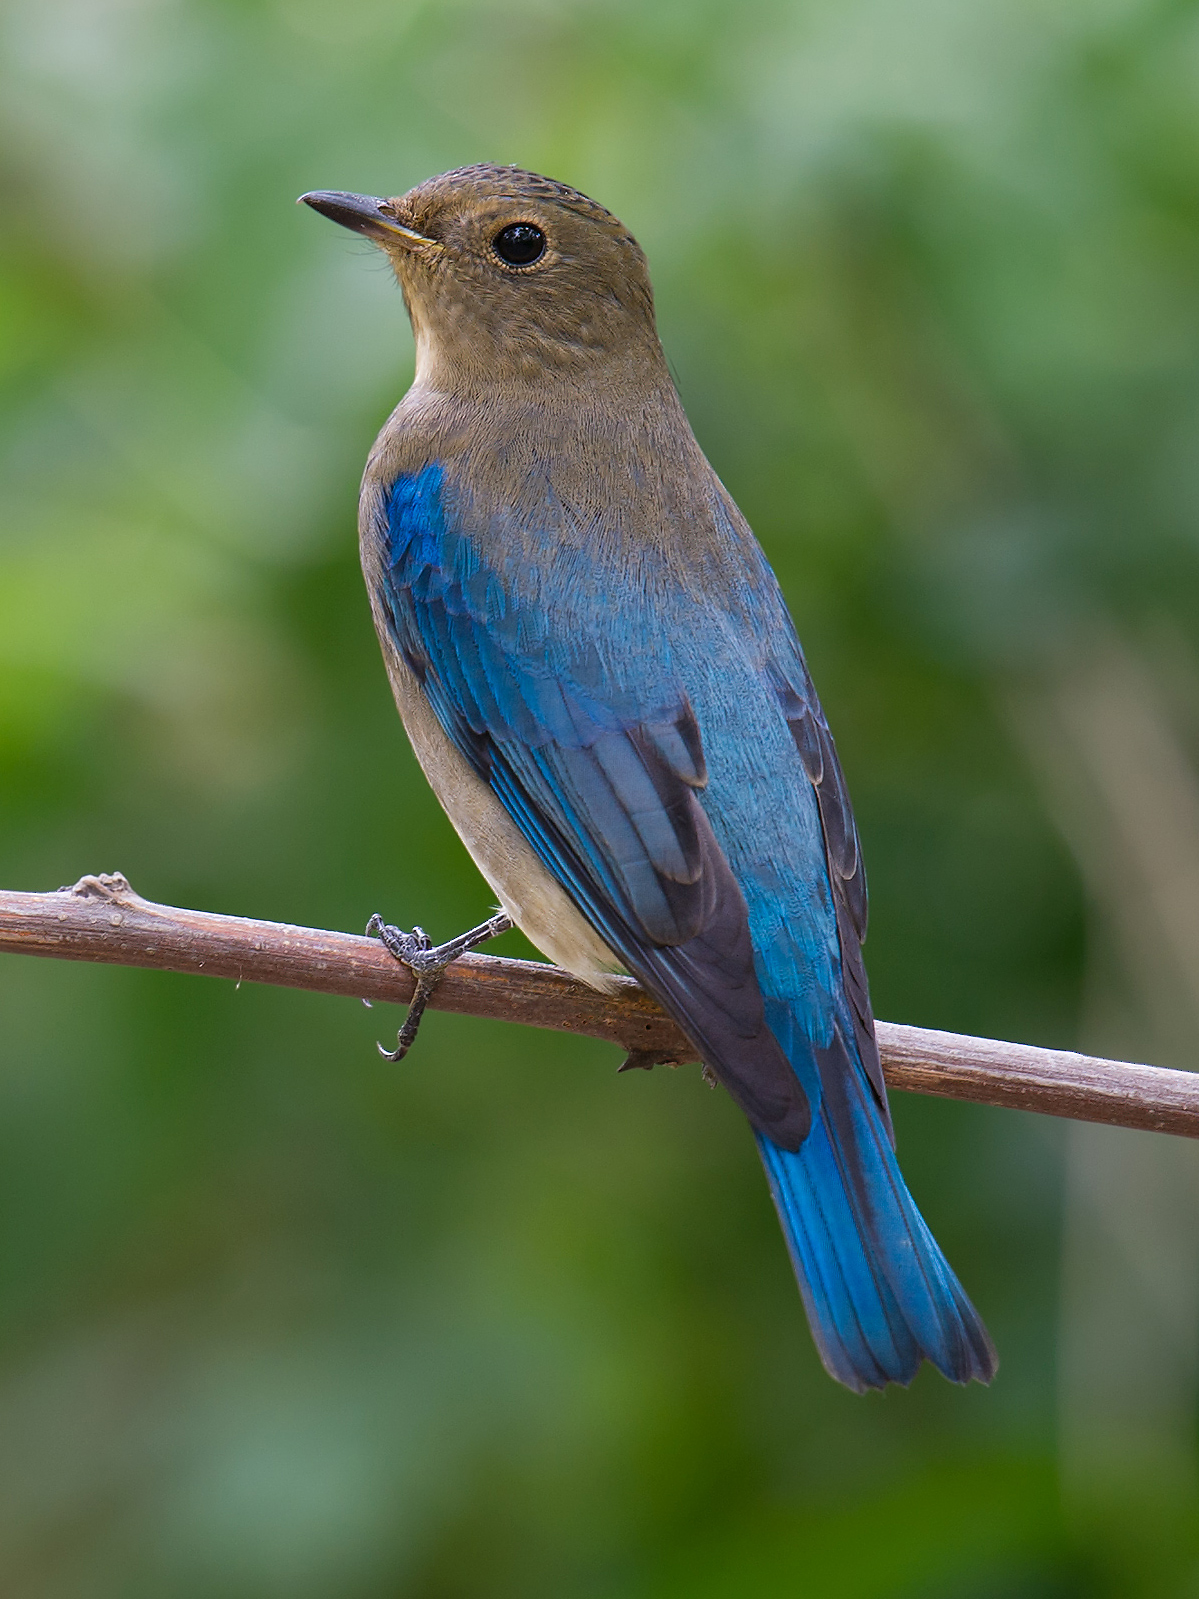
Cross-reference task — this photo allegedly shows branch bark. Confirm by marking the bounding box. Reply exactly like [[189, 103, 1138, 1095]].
[[3, 873, 1197, 1139]]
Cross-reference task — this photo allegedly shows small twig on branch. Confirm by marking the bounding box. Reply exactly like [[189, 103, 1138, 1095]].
[[2, 873, 1197, 1139]]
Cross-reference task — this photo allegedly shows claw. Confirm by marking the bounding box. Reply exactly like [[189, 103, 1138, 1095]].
[[375, 974, 438, 1062], [366, 909, 513, 1060]]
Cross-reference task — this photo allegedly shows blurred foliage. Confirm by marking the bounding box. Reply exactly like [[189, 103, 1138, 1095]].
[[2, 0, 1199, 1593]]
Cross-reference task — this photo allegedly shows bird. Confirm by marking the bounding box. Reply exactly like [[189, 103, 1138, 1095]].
[[300, 166, 997, 1393]]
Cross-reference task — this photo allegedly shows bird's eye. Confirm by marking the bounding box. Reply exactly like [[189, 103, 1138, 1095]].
[[493, 223, 546, 266]]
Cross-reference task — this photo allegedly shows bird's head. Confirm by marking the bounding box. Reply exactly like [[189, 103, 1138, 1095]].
[[300, 165, 666, 395]]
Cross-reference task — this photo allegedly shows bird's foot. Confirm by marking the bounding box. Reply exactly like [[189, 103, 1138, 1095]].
[[366, 910, 513, 1061]]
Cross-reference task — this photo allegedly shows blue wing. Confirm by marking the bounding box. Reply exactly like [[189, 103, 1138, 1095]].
[[379, 465, 808, 1151]]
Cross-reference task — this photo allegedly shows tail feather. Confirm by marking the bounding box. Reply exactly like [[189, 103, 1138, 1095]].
[[756, 1023, 997, 1393]]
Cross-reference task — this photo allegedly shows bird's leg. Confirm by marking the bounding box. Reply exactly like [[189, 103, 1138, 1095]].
[[366, 910, 513, 1061]]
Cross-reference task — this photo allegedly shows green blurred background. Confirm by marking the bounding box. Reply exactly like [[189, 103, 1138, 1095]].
[[2, 0, 1199, 1593]]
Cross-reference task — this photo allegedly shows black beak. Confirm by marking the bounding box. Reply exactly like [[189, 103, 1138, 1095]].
[[298, 191, 433, 248]]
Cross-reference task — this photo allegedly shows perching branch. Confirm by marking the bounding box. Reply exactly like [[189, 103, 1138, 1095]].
[[3, 873, 1197, 1139]]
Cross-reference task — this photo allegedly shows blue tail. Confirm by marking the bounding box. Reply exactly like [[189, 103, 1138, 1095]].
[[757, 1023, 997, 1392]]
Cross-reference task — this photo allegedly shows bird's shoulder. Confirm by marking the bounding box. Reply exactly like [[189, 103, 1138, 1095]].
[[363, 380, 764, 573]]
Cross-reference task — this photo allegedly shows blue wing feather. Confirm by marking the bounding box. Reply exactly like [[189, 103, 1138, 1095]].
[[383, 465, 809, 1150]]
